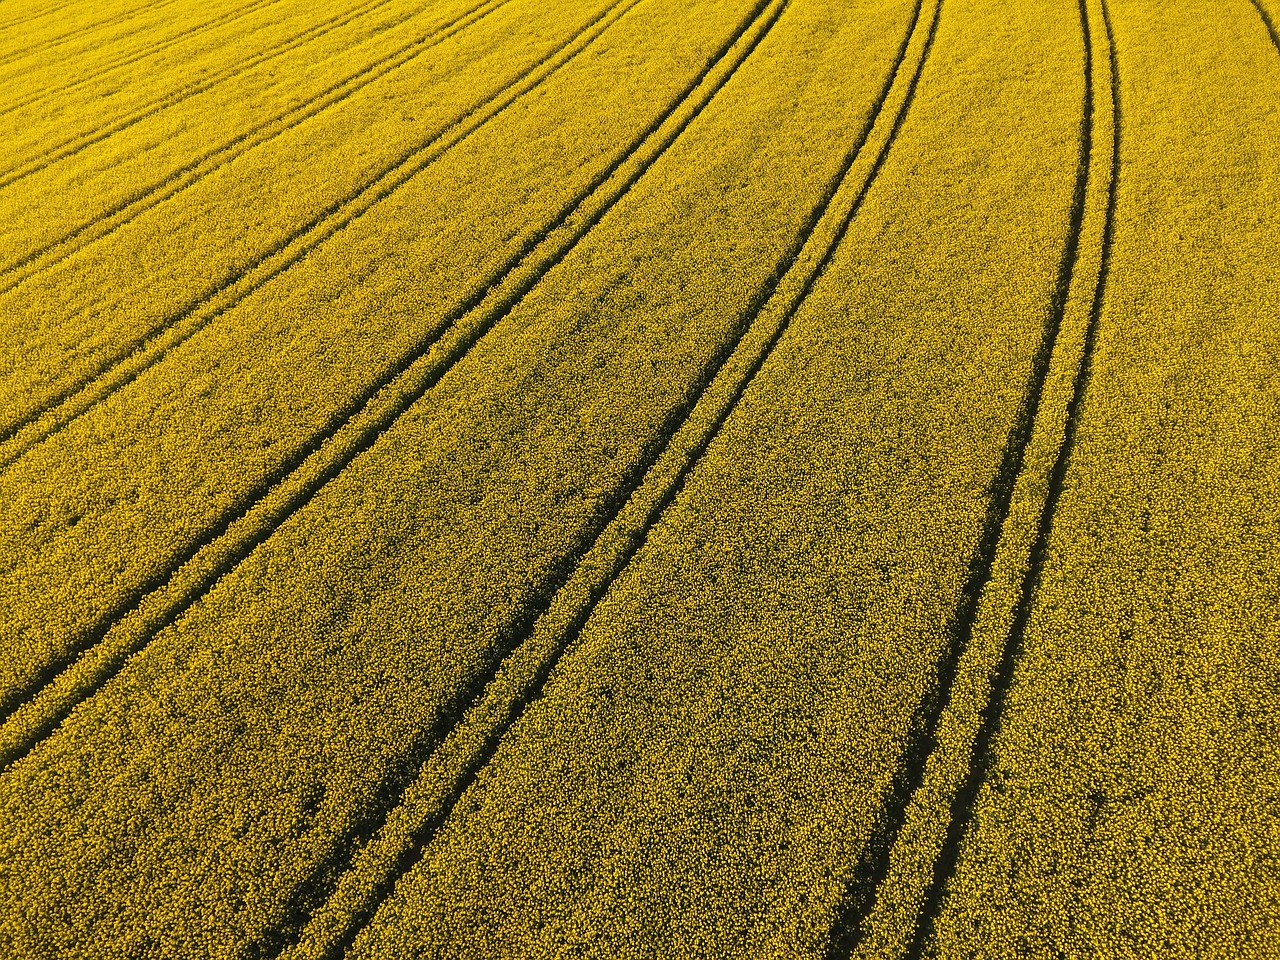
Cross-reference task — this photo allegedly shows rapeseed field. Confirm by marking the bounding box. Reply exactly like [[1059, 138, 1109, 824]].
[[0, 0, 1276, 956]]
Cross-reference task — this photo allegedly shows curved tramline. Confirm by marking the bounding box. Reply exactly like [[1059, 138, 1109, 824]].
[[824, 0, 1110, 953], [0, 0, 187, 72], [828, 0, 1120, 954], [268, 0, 938, 954], [911, 0, 1279, 950], [0, 0, 654, 735], [0, 0, 509, 289], [0, 0, 784, 765], [0, 0, 1272, 955], [0, 0, 364, 162], [901, 0, 1118, 945], [0, 0, 286, 120], [0, 0, 622, 458]]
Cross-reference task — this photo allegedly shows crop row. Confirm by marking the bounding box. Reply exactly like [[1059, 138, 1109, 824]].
[[0, 0, 213, 77], [920, 0, 1280, 954], [0, 0, 510, 298], [0, 0, 392, 180], [0, 0, 950, 952], [0, 0, 595, 428], [340, 0, 1096, 951]]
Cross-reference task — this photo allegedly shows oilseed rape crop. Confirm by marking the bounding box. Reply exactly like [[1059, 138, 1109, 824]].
[[0, 0, 1276, 956]]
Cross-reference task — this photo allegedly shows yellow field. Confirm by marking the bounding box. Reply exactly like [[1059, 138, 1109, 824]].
[[0, 0, 1276, 956]]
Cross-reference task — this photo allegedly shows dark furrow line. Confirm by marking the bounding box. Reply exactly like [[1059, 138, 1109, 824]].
[[0, 0, 185, 71], [0, 0, 498, 290], [43, 3, 789, 956], [0, 0, 731, 765], [0, 1, 156, 61], [1247, 0, 1280, 53], [0, 0, 575, 458], [902, 0, 1119, 956], [0, 0, 645, 732], [0, 0, 296, 120], [0, 0, 411, 186], [822, 0, 1100, 956], [0, 0, 86, 37], [264, 3, 942, 957]]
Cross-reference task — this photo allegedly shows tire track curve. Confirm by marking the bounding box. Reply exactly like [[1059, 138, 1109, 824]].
[[0, 0, 310, 122], [0, 0, 401, 185], [0, 0, 503, 292], [0, 0, 185, 71], [0, 0, 647, 730], [1247, 0, 1280, 52], [0, 0, 604, 462], [0, 0, 112, 39], [0, 0, 768, 774], [0, 1, 167, 62], [269, 3, 941, 958], [820, 0, 1104, 954], [896, 0, 1119, 955], [0, 0, 789, 953]]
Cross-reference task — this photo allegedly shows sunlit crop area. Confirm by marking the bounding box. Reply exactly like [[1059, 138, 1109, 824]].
[[0, 0, 1276, 956]]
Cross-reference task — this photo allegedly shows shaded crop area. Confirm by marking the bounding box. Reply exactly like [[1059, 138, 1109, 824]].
[[0, 0, 1276, 957]]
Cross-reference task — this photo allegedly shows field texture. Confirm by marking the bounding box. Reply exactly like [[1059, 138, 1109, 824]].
[[0, 0, 1277, 956]]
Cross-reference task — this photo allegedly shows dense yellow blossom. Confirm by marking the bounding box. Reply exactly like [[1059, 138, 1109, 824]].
[[0, 0, 1274, 956]]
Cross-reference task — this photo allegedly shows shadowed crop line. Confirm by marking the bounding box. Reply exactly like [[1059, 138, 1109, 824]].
[[0, 0, 315, 122], [900, 1, 1119, 957], [820, 0, 1103, 956], [0, 0, 608, 465], [0, 0, 502, 295], [0, 0, 187, 70], [0, 0, 648, 734], [0, 0, 790, 948], [253, 3, 943, 957], [0, 0, 284, 119], [1246, 0, 1280, 53], [0, 0, 420, 187], [0, 1, 165, 64], [0, 0, 76, 30], [0, 0, 764, 776], [0, 0, 84, 37]]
